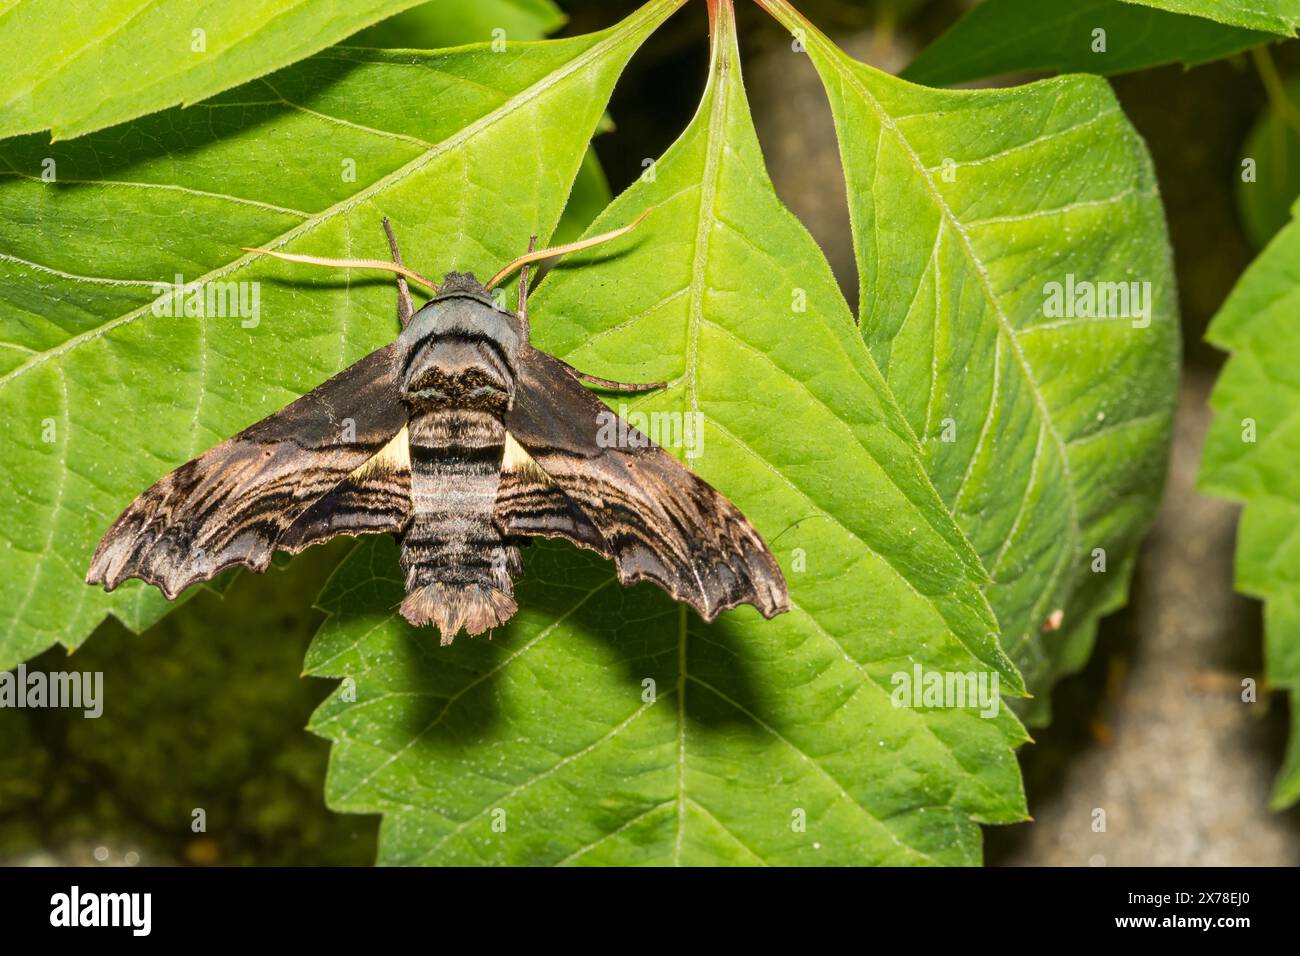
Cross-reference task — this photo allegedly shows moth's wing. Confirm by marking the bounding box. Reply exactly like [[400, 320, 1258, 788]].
[[87, 343, 411, 598], [499, 346, 789, 621]]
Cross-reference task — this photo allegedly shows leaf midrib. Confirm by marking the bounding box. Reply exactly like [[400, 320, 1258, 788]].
[[658, 14, 946, 867], [666, 4, 736, 865], [810, 33, 1083, 643], [575, 16, 1018, 857], [0, 0, 681, 392]]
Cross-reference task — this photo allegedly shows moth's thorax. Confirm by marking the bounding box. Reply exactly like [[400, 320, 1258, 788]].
[[397, 277, 523, 415]]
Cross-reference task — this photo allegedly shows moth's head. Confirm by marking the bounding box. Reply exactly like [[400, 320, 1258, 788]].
[[397, 273, 522, 413], [435, 271, 494, 298]]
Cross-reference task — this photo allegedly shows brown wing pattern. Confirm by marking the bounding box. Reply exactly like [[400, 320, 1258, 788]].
[[498, 347, 789, 622], [87, 344, 411, 598]]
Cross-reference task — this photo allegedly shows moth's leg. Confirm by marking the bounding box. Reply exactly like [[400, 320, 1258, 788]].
[[555, 356, 667, 392], [381, 217, 415, 327], [517, 235, 537, 340]]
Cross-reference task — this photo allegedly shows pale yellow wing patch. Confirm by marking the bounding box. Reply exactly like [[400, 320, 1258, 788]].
[[352, 428, 545, 484], [502, 431, 552, 484], [350, 425, 410, 480]]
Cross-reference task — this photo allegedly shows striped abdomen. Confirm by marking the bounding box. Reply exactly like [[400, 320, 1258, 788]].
[[397, 407, 521, 640]]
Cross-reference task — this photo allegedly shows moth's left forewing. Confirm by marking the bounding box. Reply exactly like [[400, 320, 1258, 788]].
[[87, 343, 413, 598], [498, 347, 789, 621], [279, 425, 413, 550]]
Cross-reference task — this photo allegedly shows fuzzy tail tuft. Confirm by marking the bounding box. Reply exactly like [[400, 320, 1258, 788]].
[[400, 583, 518, 644]]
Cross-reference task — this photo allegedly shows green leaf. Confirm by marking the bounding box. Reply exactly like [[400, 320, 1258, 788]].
[[0, 0, 450, 141], [350, 0, 566, 48], [903, 0, 1269, 87], [1127, 0, 1300, 35], [187, 0, 606, 332], [762, 0, 1180, 718], [0, 0, 687, 670], [552, 146, 614, 246], [1199, 203, 1300, 809], [1236, 76, 1300, 250], [305, 1, 1028, 868]]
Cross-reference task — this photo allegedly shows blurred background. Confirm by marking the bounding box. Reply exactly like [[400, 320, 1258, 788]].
[[3, 0, 1299, 866]]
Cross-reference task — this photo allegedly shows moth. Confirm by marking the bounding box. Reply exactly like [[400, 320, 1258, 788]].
[[87, 216, 790, 642]]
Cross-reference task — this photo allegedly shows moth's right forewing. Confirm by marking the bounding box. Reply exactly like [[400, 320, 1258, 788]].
[[497, 431, 609, 553], [499, 347, 790, 621]]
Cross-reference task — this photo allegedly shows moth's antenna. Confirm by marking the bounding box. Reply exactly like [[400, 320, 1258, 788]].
[[240, 247, 441, 292], [484, 208, 653, 291]]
